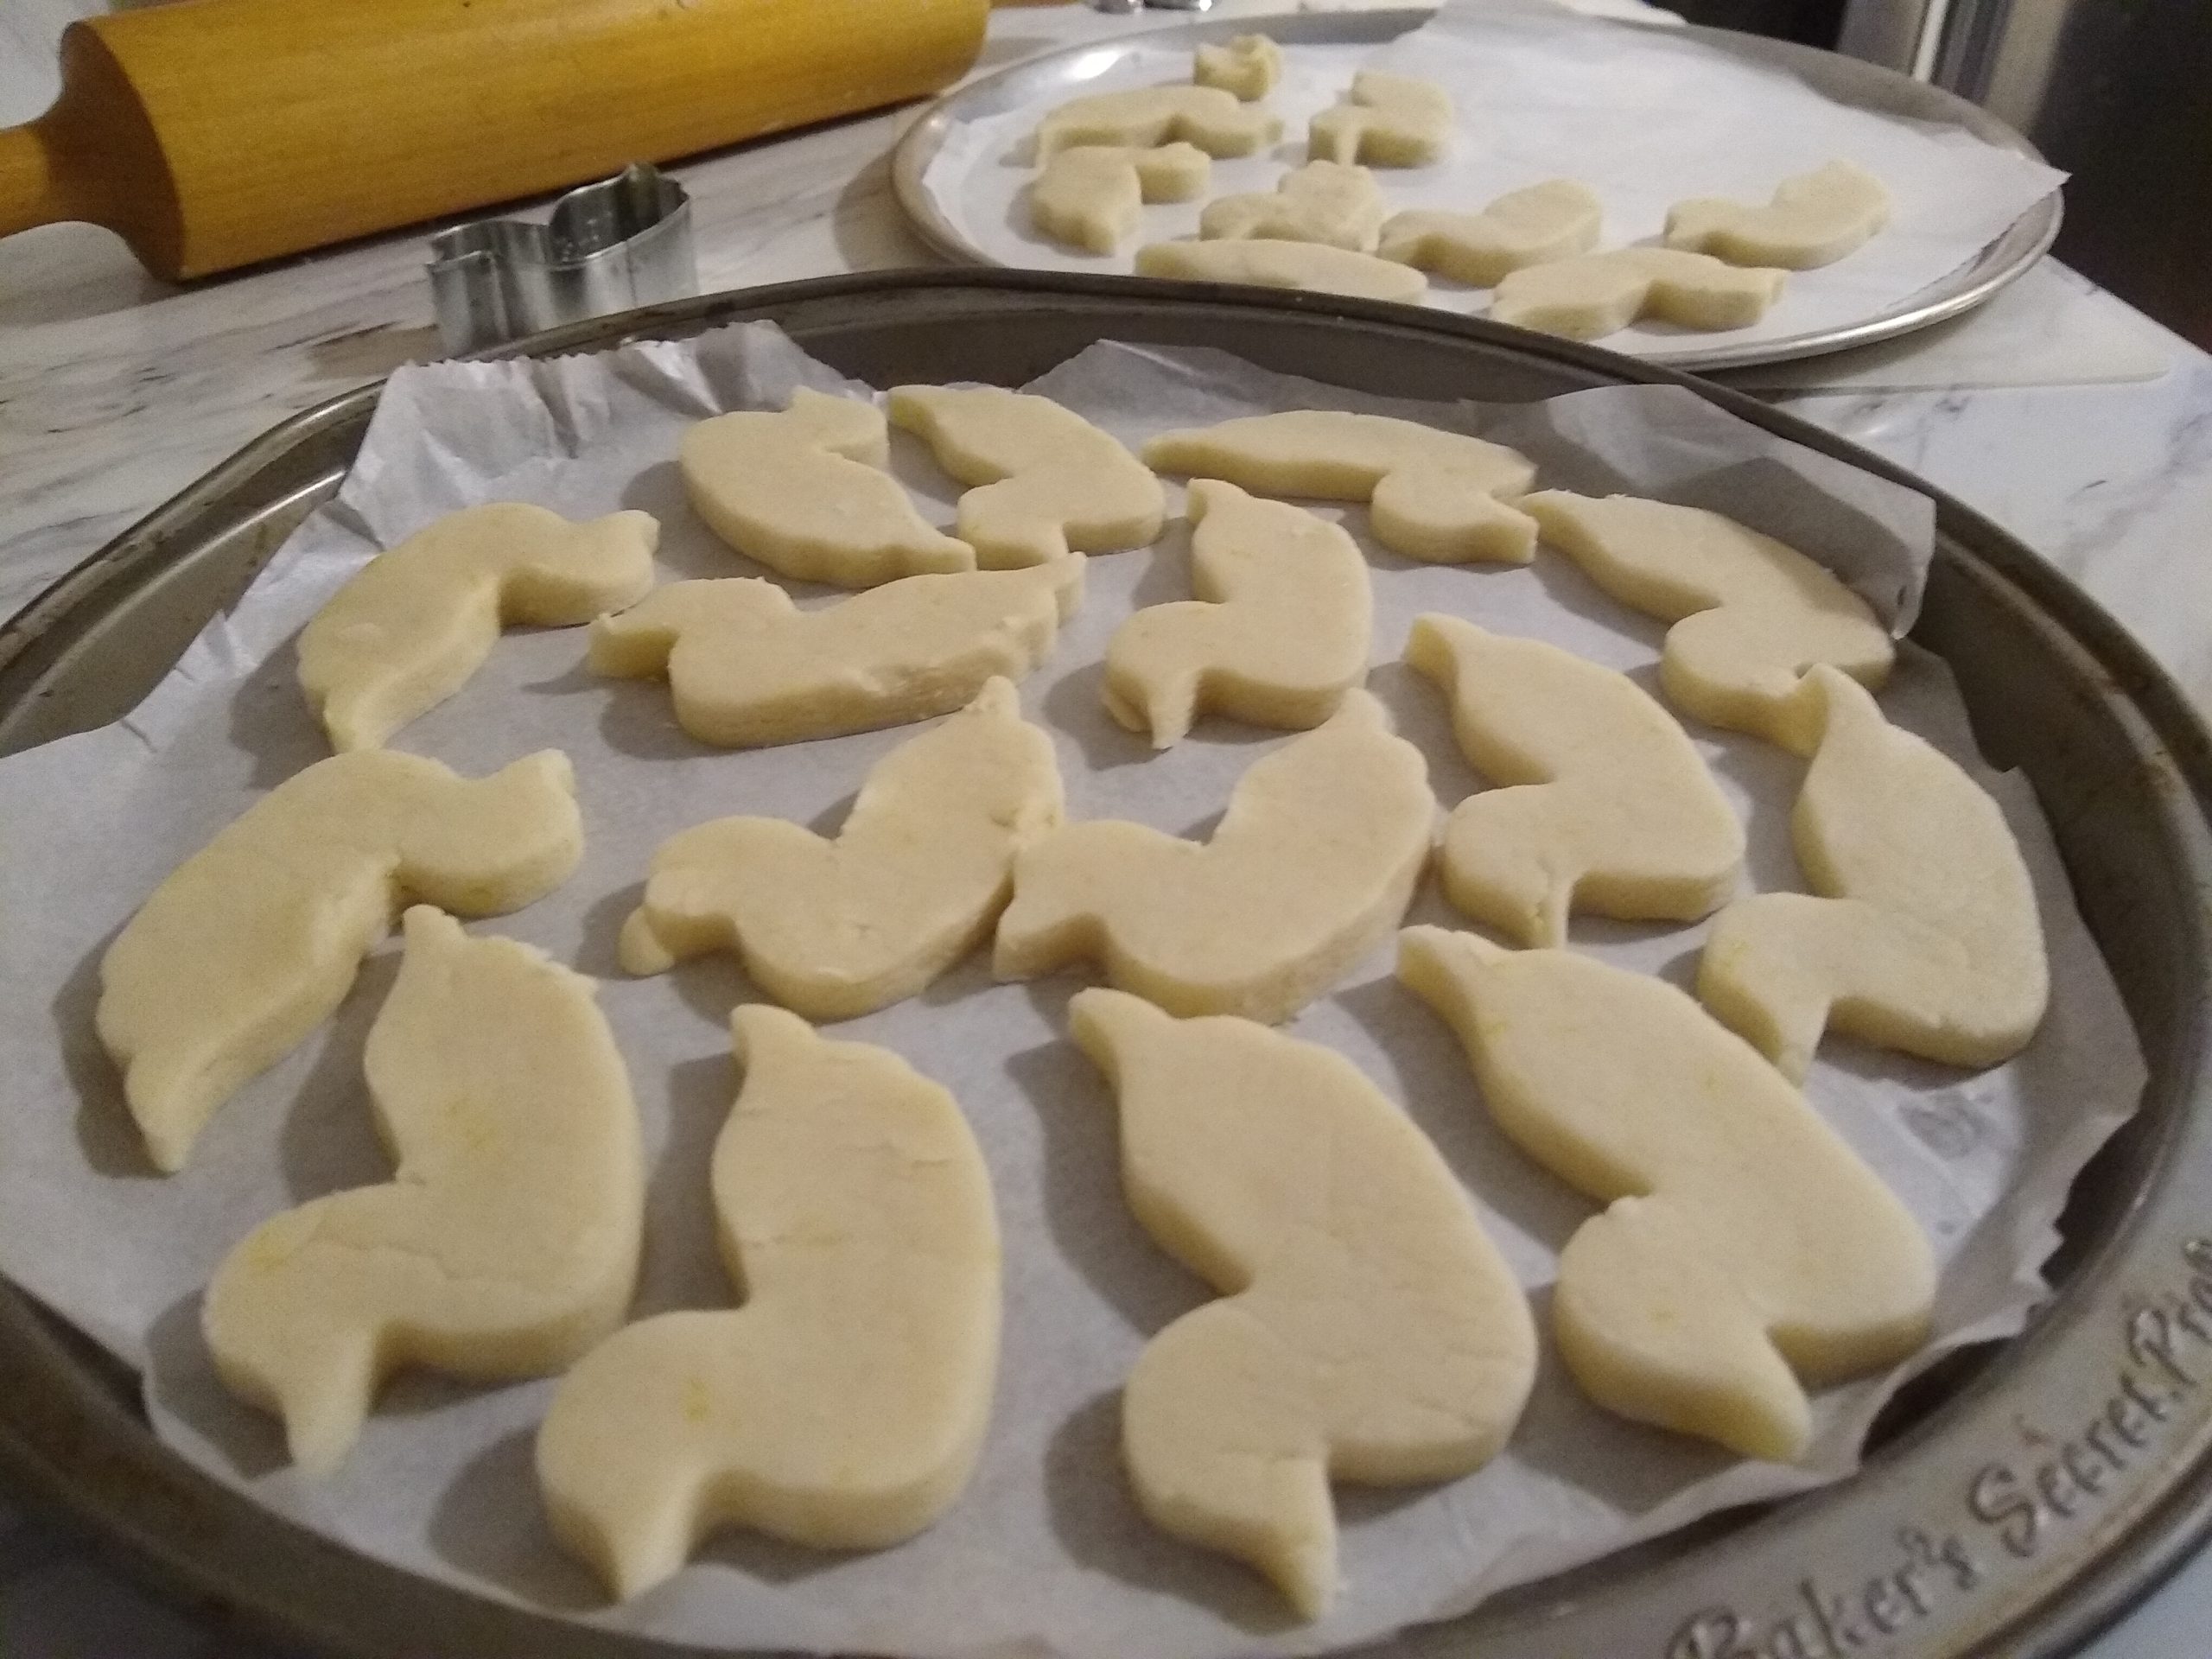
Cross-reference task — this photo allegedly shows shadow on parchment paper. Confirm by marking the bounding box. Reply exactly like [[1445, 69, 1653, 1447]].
[[634, 1048, 745, 1319], [1522, 540, 1672, 649], [621, 460, 749, 584], [1041, 530, 1204, 772], [576, 880, 647, 982], [143, 1290, 289, 1480], [1704, 734, 1813, 899], [886, 424, 962, 512], [278, 950, 400, 1204], [55, 931, 158, 1180], [1361, 658, 1481, 806], [429, 1426, 604, 1610], [226, 636, 333, 791]]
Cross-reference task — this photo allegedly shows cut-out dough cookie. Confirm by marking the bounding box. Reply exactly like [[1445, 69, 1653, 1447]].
[[1308, 71, 1452, 167], [619, 678, 1064, 1019], [1103, 480, 1371, 747], [1143, 409, 1539, 565], [299, 503, 657, 753], [1378, 180, 1604, 287], [202, 908, 643, 1474], [1699, 665, 2049, 1081], [1036, 86, 1280, 160], [1031, 143, 1211, 255], [1407, 615, 1743, 947], [994, 690, 1431, 1023], [588, 560, 1081, 748], [1071, 988, 1535, 1618], [1192, 34, 1281, 101], [1521, 490, 1894, 748], [1399, 927, 1935, 1463], [537, 1005, 999, 1600], [887, 384, 1166, 568], [1491, 248, 1786, 340], [1667, 161, 1891, 270], [1199, 162, 1387, 253], [1134, 238, 1427, 303], [98, 750, 582, 1173], [679, 388, 973, 587]]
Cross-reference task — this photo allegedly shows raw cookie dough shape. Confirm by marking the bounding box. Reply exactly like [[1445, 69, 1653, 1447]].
[[1193, 33, 1282, 101], [1307, 71, 1452, 167], [1143, 409, 1540, 565], [1490, 248, 1786, 340], [1521, 490, 1895, 748], [588, 560, 1082, 748], [887, 384, 1167, 568], [97, 749, 582, 1173], [1399, 926, 1935, 1463], [299, 502, 658, 753], [1698, 665, 2049, 1081], [537, 1004, 1000, 1600], [618, 677, 1064, 1019], [1378, 180, 1604, 287], [1134, 238, 1428, 303], [1103, 480, 1372, 748], [994, 690, 1432, 1023], [1198, 161, 1388, 253], [1406, 615, 1743, 947], [1071, 988, 1535, 1618], [1666, 161, 1891, 270], [679, 388, 973, 587], [202, 908, 643, 1474], [1031, 143, 1211, 255], [1035, 86, 1280, 160]]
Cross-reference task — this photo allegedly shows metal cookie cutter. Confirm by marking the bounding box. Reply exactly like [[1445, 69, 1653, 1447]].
[[427, 162, 696, 355]]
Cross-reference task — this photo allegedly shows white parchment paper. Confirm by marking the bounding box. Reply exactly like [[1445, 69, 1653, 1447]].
[[0, 322, 2143, 1659], [918, 0, 2065, 365]]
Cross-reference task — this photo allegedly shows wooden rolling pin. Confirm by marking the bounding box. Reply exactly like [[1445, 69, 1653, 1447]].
[[0, 0, 988, 279]]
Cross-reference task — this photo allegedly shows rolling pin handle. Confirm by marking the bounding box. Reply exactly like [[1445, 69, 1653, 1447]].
[[0, 120, 74, 241]]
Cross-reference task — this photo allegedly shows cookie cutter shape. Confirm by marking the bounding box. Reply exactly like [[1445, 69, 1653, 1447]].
[[1666, 161, 1891, 270], [1491, 247, 1787, 340], [1035, 85, 1280, 159], [1135, 237, 1427, 302], [1199, 161, 1388, 253], [1192, 33, 1282, 101], [1031, 143, 1211, 254], [1307, 71, 1452, 167], [1378, 180, 1604, 288]]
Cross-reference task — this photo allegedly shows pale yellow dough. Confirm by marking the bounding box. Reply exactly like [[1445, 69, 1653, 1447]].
[[1522, 490, 1894, 747], [588, 560, 1081, 748], [1103, 480, 1371, 747], [1491, 248, 1786, 340], [1399, 927, 1935, 1463], [994, 690, 1431, 1023], [1031, 143, 1211, 255], [537, 1005, 1000, 1600], [1192, 33, 1281, 101], [1199, 162, 1387, 253], [887, 384, 1166, 567], [1134, 238, 1428, 303], [1406, 615, 1743, 947], [1036, 86, 1280, 160], [619, 678, 1063, 1019], [298, 502, 657, 753], [1071, 988, 1535, 1618], [1308, 71, 1452, 167], [679, 388, 972, 587], [1667, 161, 1891, 270], [96, 750, 582, 1173], [1699, 666, 2049, 1080], [202, 908, 643, 1474], [1378, 180, 1604, 287]]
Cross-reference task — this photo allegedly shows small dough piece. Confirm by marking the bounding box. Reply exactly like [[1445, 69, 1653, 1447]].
[[618, 678, 1064, 1018], [1193, 33, 1281, 101], [1143, 409, 1539, 565], [1134, 238, 1427, 303], [1377, 180, 1604, 287], [1666, 161, 1891, 270], [994, 690, 1431, 1023], [1199, 162, 1387, 253], [299, 503, 658, 753], [1071, 988, 1535, 1618], [1698, 666, 2049, 1080], [1399, 926, 1935, 1463], [1032, 143, 1211, 255], [679, 388, 973, 587], [1490, 247, 1786, 340], [887, 384, 1166, 567], [1521, 490, 1894, 747], [588, 560, 1081, 748], [97, 750, 582, 1173], [1103, 480, 1371, 747], [537, 1005, 999, 1600], [202, 908, 643, 1474], [1307, 71, 1452, 168], [1036, 86, 1280, 160], [1407, 615, 1743, 946]]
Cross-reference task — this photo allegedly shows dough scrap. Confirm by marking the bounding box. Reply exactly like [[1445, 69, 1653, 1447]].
[[1521, 490, 1895, 747], [588, 560, 1081, 748], [1308, 71, 1452, 167], [1036, 86, 1280, 160], [1490, 247, 1786, 340], [537, 1005, 999, 1600], [1377, 180, 1604, 287], [1031, 143, 1211, 255], [1199, 162, 1387, 253], [618, 678, 1064, 1019], [202, 908, 643, 1474], [1134, 238, 1428, 303], [1406, 615, 1743, 947], [97, 749, 582, 1173], [679, 388, 973, 587], [1103, 479, 1372, 747], [1071, 988, 1535, 1618], [1698, 665, 2049, 1080], [1399, 926, 1935, 1463], [887, 384, 1166, 567], [1667, 161, 1891, 270], [994, 690, 1432, 1023], [299, 502, 657, 753], [1192, 33, 1281, 101], [1143, 409, 1539, 565]]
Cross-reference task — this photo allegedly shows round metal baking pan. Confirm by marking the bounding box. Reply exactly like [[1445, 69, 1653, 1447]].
[[0, 271, 2203, 1659], [889, 9, 2063, 373]]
